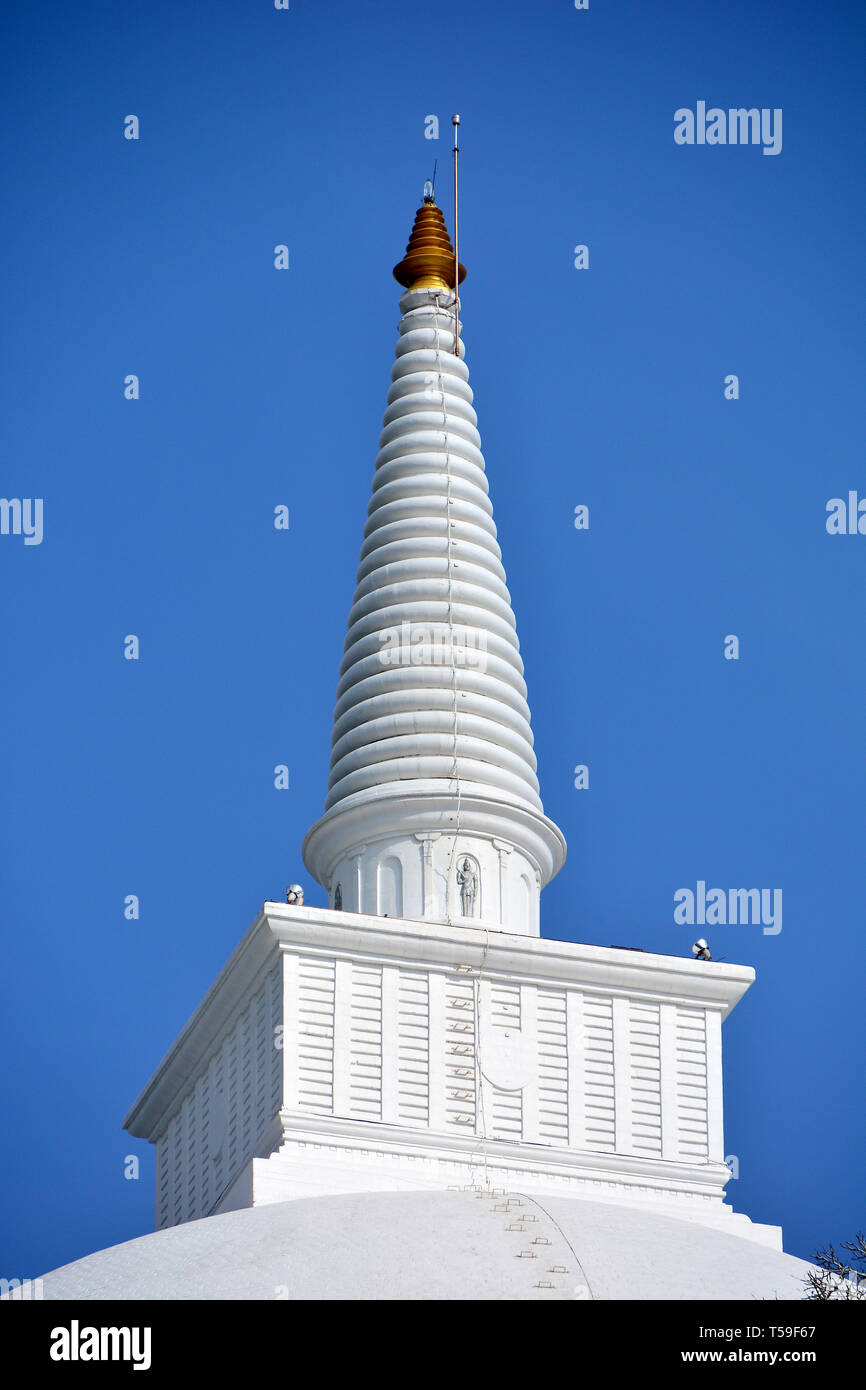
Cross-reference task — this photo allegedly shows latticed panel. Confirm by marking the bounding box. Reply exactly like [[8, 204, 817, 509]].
[[397, 969, 429, 1126], [490, 1086, 523, 1140], [347, 964, 383, 1120], [156, 1126, 171, 1230], [537, 989, 569, 1145], [269, 965, 282, 1117], [197, 1071, 212, 1217], [239, 1005, 254, 1161], [444, 974, 476, 1131], [226, 1029, 239, 1177], [253, 986, 269, 1140], [583, 995, 616, 1151], [489, 982, 521, 1029], [209, 1051, 225, 1213], [155, 963, 282, 1228], [486, 982, 523, 1140], [183, 1085, 198, 1222], [675, 1006, 709, 1159], [157, 1101, 185, 1230], [629, 1001, 662, 1156], [297, 956, 336, 1112], [171, 1112, 183, 1226]]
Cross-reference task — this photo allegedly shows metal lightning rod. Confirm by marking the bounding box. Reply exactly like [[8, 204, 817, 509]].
[[452, 113, 460, 358]]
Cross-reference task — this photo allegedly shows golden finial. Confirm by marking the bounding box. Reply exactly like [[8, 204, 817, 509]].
[[393, 189, 466, 292]]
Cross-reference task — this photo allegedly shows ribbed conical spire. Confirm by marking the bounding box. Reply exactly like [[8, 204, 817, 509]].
[[304, 200, 565, 935]]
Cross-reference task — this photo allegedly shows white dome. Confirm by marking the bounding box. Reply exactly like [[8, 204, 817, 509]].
[[36, 1190, 812, 1301]]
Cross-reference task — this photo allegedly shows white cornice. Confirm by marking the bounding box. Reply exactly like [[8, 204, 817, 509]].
[[272, 1109, 733, 1203], [303, 788, 566, 887], [264, 903, 753, 1007]]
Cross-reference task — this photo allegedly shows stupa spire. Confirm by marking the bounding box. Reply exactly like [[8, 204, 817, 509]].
[[303, 195, 565, 934], [393, 191, 466, 292]]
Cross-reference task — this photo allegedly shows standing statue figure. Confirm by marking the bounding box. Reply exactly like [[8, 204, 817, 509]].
[[456, 858, 478, 917]]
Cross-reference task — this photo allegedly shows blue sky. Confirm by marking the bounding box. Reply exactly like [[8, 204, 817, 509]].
[[1, 0, 863, 1279]]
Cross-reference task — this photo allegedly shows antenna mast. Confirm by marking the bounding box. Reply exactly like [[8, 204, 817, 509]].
[[451, 113, 460, 357]]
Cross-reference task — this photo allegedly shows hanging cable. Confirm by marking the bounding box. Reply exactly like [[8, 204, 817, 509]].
[[431, 289, 463, 926]]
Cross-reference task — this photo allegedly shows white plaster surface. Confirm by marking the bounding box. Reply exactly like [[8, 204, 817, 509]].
[[303, 286, 566, 934], [125, 907, 755, 1227], [36, 1190, 812, 1301]]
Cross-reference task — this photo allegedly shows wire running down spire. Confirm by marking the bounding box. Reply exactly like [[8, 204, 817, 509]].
[[304, 186, 566, 936], [452, 114, 461, 354]]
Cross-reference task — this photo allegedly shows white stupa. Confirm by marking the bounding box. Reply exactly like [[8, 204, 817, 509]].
[[35, 190, 810, 1301]]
